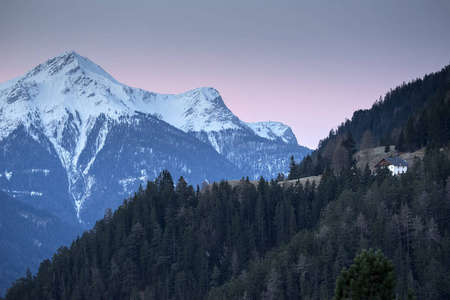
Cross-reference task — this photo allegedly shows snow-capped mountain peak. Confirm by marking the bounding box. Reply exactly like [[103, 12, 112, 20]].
[[164, 87, 241, 132], [246, 121, 298, 144], [0, 51, 310, 225], [24, 51, 118, 84], [1, 51, 299, 144]]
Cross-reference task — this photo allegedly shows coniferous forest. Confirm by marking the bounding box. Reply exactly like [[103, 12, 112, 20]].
[[3, 66, 450, 299], [4, 147, 450, 299]]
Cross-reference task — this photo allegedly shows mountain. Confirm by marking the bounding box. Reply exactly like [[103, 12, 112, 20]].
[[4, 62, 450, 300], [0, 191, 82, 297], [0, 51, 310, 226]]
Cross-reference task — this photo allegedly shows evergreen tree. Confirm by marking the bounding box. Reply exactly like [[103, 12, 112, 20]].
[[342, 132, 356, 157], [404, 118, 415, 151], [288, 155, 298, 180], [333, 249, 396, 300], [396, 131, 406, 152], [315, 151, 325, 175], [303, 154, 313, 177]]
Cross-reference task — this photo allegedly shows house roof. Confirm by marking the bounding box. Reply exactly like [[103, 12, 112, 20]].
[[375, 157, 410, 167], [386, 157, 409, 166]]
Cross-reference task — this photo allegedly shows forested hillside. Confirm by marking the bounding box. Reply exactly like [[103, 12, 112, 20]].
[[210, 149, 450, 299], [290, 64, 450, 178], [4, 144, 450, 299]]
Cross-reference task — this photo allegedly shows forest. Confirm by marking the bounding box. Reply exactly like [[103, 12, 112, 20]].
[[3, 65, 450, 299], [4, 143, 450, 299]]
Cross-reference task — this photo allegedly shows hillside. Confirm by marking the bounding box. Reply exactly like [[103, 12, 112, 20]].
[[331, 64, 450, 149], [209, 148, 450, 299], [290, 64, 450, 179]]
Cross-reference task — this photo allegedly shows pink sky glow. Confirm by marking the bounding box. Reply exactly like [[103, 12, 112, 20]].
[[1, 0, 449, 149]]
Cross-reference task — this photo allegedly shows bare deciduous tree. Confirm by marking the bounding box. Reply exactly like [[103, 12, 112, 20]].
[[360, 130, 375, 161]]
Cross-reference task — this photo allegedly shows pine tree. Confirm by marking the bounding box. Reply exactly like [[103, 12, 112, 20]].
[[288, 155, 298, 180], [396, 131, 406, 152], [404, 118, 415, 151], [333, 249, 396, 300], [342, 132, 356, 157], [304, 154, 313, 177]]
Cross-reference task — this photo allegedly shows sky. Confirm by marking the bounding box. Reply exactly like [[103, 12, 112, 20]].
[[1, 0, 449, 149]]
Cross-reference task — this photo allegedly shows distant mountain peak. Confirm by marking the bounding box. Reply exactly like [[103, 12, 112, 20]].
[[0, 51, 310, 226], [246, 121, 298, 144], [0, 52, 303, 146], [197, 87, 221, 101], [177, 87, 223, 106], [24, 51, 117, 83]]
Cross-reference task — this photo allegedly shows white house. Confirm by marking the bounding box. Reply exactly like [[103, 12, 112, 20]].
[[374, 157, 409, 176]]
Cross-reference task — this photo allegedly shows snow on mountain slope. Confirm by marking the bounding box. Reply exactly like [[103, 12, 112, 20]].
[[0, 51, 304, 166], [151, 87, 241, 132], [0, 51, 146, 218], [0, 51, 310, 225], [245, 121, 298, 144], [0, 51, 300, 146]]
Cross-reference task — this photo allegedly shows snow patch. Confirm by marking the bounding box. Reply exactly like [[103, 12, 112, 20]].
[[74, 175, 95, 221], [119, 178, 135, 193], [119, 174, 148, 193], [83, 120, 109, 175], [19, 212, 29, 219], [207, 132, 221, 153], [32, 238, 42, 248], [181, 164, 192, 174], [2, 189, 42, 196], [31, 169, 50, 176]]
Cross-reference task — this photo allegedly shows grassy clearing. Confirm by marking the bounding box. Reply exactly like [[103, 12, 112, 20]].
[[204, 175, 321, 191], [354, 146, 425, 171], [204, 146, 424, 192]]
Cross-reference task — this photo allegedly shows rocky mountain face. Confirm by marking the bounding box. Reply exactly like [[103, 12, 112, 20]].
[[0, 51, 310, 227]]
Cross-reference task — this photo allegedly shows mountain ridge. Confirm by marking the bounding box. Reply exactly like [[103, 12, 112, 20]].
[[0, 51, 310, 226], [0, 51, 300, 144]]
